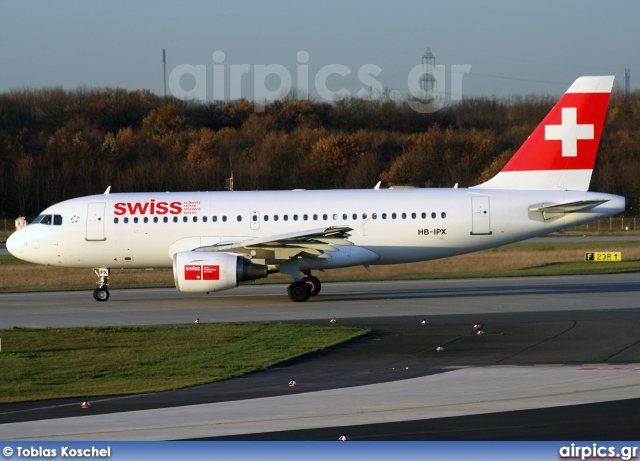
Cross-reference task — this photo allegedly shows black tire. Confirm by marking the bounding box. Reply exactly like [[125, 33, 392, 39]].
[[302, 276, 321, 296], [93, 288, 110, 302], [287, 281, 311, 302]]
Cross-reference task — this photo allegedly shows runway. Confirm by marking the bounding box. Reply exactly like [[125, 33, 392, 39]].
[[1, 274, 640, 440]]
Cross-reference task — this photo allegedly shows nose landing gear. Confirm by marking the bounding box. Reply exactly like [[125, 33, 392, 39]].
[[93, 268, 110, 301]]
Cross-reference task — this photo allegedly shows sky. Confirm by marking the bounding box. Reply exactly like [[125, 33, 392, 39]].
[[0, 0, 638, 103]]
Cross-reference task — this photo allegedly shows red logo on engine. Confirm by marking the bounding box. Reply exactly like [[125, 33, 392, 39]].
[[203, 265, 220, 280], [184, 265, 202, 280]]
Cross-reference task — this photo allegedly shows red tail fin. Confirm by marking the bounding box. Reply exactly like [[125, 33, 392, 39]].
[[475, 76, 614, 191]]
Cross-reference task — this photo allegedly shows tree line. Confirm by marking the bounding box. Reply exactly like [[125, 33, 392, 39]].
[[0, 86, 638, 217]]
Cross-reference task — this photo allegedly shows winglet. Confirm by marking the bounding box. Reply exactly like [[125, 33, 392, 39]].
[[103, 186, 111, 195]]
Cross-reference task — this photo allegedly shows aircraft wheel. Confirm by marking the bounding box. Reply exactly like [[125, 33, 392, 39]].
[[93, 287, 110, 302], [287, 281, 311, 302], [302, 276, 321, 296]]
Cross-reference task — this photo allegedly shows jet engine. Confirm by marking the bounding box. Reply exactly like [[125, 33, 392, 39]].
[[173, 251, 267, 293]]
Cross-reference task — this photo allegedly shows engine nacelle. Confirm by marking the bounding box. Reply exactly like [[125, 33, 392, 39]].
[[173, 251, 267, 293]]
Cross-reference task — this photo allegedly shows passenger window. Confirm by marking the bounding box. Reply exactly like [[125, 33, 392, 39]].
[[153, 217, 158, 223], [284, 215, 288, 221], [237, 215, 242, 222], [264, 215, 269, 221], [212, 216, 217, 222], [163, 217, 168, 223], [193, 216, 198, 222], [411, 213, 416, 219], [143, 217, 148, 223], [222, 216, 227, 222], [352, 213, 357, 220], [362, 213, 367, 219], [303, 214, 308, 221], [323, 214, 328, 220], [134, 217, 139, 223], [203, 216, 207, 223], [421, 212, 426, 219], [382, 213, 387, 219], [392, 213, 397, 219], [313, 214, 318, 220], [252, 215, 258, 222], [53, 215, 62, 225], [441, 212, 447, 219], [173, 217, 178, 223], [114, 218, 119, 224], [431, 212, 436, 219], [372, 213, 377, 220], [293, 214, 298, 221], [343, 213, 348, 220], [183, 216, 188, 223], [274, 215, 279, 221], [124, 217, 129, 224]]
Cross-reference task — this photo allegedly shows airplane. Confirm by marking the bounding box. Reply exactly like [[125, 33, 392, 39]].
[[6, 76, 629, 302]]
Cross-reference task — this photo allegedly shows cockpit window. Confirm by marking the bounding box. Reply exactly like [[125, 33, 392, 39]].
[[31, 214, 62, 225]]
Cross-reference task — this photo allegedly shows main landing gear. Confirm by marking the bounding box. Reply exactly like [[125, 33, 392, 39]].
[[93, 268, 110, 302], [287, 273, 321, 302]]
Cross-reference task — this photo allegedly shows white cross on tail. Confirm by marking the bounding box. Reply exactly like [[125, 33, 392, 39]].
[[544, 107, 594, 157]]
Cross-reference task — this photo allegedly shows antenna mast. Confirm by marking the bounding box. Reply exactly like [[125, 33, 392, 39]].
[[162, 49, 167, 99]]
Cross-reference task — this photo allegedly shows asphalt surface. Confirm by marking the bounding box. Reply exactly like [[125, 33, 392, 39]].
[[2, 274, 640, 328], [1, 275, 640, 440]]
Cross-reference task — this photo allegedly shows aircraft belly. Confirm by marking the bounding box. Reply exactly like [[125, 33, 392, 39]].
[[299, 246, 379, 270], [369, 246, 452, 265]]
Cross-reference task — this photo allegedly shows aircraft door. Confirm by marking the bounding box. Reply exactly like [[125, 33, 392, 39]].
[[250, 211, 260, 230], [86, 202, 107, 241], [471, 196, 492, 235]]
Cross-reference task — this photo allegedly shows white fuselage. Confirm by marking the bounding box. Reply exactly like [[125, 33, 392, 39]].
[[7, 187, 626, 270]]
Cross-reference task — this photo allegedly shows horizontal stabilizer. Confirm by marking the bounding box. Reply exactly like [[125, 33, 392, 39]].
[[529, 199, 610, 214]]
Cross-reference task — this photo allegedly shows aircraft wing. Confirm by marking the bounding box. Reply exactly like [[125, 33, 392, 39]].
[[194, 226, 354, 259]]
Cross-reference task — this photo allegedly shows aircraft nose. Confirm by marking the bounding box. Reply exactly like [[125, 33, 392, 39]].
[[6, 230, 26, 258]]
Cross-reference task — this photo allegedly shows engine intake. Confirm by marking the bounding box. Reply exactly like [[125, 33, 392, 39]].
[[173, 251, 267, 293]]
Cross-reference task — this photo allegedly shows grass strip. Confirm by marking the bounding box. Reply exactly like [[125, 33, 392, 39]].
[[0, 323, 368, 404]]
